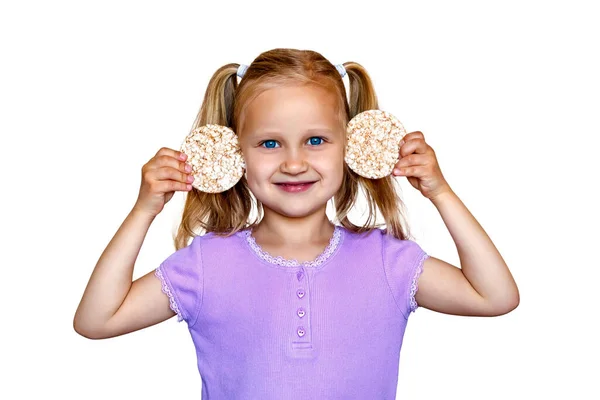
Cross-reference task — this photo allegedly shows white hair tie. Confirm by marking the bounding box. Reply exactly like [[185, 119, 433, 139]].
[[236, 64, 248, 78], [335, 64, 346, 78]]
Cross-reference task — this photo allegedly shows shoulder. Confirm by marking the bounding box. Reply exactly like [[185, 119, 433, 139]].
[[380, 229, 429, 284], [194, 229, 247, 253], [340, 227, 423, 253], [178, 229, 241, 251], [340, 228, 426, 267], [379, 230, 426, 258]]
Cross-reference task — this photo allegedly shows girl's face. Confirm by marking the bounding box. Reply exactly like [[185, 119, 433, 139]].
[[238, 84, 345, 220]]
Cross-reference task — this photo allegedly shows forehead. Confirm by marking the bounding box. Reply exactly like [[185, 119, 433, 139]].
[[240, 84, 343, 135]]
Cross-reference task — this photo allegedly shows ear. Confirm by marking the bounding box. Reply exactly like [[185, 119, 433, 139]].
[[344, 110, 406, 179]]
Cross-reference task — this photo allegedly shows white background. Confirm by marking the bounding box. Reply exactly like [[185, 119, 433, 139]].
[[1, 0, 598, 399]]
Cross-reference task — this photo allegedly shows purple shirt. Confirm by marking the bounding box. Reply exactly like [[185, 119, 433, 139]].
[[154, 225, 429, 399]]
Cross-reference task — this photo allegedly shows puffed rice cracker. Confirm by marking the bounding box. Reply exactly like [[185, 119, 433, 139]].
[[345, 110, 406, 179], [180, 124, 245, 193]]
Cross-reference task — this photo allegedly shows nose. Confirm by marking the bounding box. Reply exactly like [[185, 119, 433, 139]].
[[279, 148, 309, 175]]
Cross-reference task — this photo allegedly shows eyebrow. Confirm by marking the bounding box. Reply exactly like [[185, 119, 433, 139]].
[[254, 128, 335, 136]]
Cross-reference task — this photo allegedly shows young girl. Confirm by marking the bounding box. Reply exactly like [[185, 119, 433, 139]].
[[74, 48, 519, 399]]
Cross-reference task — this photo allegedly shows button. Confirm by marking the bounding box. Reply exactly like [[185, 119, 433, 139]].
[[297, 327, 305, 337], [296, 289, 305, 299], [297, 308, 305, 318]]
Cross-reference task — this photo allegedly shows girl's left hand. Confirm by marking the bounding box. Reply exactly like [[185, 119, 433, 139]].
[[392, 131, 452, 201]]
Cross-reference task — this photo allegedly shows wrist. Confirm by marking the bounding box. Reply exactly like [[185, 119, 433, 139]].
[[429, 186, 456, 207], [130, 206, 158, 222]]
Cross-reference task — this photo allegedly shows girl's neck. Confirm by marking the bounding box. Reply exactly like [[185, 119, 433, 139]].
[[251, 214, 335, 247]]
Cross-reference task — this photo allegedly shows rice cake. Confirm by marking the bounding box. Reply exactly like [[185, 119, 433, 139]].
[[345, 110, 406, 179], [180, 124, 245, 193]]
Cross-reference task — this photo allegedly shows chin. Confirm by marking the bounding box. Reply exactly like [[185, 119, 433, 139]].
[[265, 203, 323, 219]]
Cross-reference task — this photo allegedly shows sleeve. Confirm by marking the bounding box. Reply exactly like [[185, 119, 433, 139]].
[[154, 235, 203, 325], [382, 232, 430, 319]]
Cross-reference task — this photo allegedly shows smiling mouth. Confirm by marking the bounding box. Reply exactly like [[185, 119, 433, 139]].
[[275, 181, 316, 185], [275, 181, 316, 193]]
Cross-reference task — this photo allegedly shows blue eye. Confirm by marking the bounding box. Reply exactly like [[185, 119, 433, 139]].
[[259, 137, 326, 149], [262, 140, 278, 149], [309, 137, 324, 146]]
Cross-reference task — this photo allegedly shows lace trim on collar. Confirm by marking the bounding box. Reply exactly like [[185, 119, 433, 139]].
[[244, 225, 342, 267]]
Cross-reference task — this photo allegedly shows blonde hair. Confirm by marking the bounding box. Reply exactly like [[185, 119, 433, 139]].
[[173, 48, 413, 250]]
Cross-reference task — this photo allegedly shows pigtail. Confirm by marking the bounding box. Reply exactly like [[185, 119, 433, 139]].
[[173, 63, 260, 250], [334, 62, 412, 241]]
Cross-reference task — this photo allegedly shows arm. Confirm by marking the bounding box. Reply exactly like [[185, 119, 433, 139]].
[[416, 189, 520, 316], [73, 207, 175, 339]]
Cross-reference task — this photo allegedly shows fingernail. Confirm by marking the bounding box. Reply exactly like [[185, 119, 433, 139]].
[[399, 140, 405, 147], [180, 152, 187, 160]]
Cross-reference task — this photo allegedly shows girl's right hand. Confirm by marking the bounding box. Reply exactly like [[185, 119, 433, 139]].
[[132, 147, 194, 217]]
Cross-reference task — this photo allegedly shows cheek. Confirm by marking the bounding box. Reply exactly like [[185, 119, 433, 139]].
[[243, 152, 274, 183], [319, 146, 344, 170], [314, 158, 344, 184]]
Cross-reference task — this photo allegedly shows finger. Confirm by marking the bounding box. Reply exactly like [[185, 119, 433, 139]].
[[153, 179, 192, 193], [404, 131, 424, 141], [400, 131, 423, 144], [155, 146, 187, 161], [394, 165, 425, 177], [147, 154, 191, 174], [398, 134, 414, 155], [152, 166, 194, 185], [399, 138, 428, 158], [395, 154, 428, 169]]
